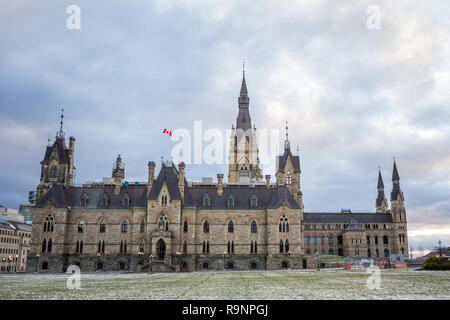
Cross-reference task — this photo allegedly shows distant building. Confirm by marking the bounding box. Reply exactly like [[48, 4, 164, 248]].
[[0, 214, 32, 273], [19, 205, 33, 223], [28, 191, 37, 205]]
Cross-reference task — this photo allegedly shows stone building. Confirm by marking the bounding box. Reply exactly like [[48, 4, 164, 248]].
[[26, 73, 408, 273], [0, 212, 32, 273]]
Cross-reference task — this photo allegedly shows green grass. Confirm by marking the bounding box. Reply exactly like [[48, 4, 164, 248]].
[[0, 269, 449, 300]]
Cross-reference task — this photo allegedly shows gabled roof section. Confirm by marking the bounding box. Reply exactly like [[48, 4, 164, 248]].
[[277, 148, 300, 173], [42, 138, 70, 165], [34, 186, 68, 208], [148, 164, 182, 201]]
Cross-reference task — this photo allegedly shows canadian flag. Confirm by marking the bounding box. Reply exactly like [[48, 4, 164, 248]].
[[163, 128, 172, 136]]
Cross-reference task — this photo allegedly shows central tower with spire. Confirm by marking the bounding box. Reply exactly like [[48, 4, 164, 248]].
[[228, 68, 262, 183]]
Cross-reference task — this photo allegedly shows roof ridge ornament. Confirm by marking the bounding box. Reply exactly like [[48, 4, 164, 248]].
[[284, 121, 290, 150]]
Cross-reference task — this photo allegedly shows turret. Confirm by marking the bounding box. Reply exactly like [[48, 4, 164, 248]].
[[112, 154, 125, 195]]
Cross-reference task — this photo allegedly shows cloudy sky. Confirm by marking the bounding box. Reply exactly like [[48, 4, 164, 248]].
[[1, 0, 449, 250]]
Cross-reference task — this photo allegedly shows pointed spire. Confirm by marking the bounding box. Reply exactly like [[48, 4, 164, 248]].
[[240, 64, 248, 96], [377, 167, 384, 189], [56, 108, 65, 139], [284, 121, 290, 150], [392, 159, 400, 182]]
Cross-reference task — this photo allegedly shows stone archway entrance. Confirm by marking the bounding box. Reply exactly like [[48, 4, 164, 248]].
[[157, 239, 166, 260]]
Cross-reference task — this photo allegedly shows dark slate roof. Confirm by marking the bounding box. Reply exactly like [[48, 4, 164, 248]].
[[303, 212, 393, 223], [277, 148, 300, 173], [148, 164, 182, 201], [240, 74, 248, 94], [377, 170, 384, 188], [35, 185, 148, 209], [184, 185, 300, 209], [392, 160, 400, 181], [42, 138, 70, 164]]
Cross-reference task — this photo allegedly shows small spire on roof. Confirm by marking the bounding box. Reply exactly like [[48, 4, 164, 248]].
[[56, 108, 65, 139], [392, 158, 400, 182], [284, 121, 290, 150], [377, 167, 384, 189]]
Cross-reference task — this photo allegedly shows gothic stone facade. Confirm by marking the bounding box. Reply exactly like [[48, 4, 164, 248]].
[[27, 74, 408, 273]]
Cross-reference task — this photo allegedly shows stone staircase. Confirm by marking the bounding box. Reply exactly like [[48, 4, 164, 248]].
[[141, 260, 177, 272]]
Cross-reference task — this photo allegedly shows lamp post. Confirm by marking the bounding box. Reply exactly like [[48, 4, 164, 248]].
[[175, 251, 181, 271], [438, 240, 442, 257], [223, 251, 227, 270], [35, 253, 40, 273], [314, 251, 320, 271], [149, 254, 153, 272], [137, 251, 144, 272], [15, 254, 18, 273], [287, 250, 292, 270], [96, 252, 101, 271]]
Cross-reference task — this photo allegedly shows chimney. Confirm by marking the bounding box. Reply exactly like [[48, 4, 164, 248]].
[[265, 175, 271, 188], [217, 174, 224, 196], [147, 161, 155, 195], [178, 162, 185, 200]]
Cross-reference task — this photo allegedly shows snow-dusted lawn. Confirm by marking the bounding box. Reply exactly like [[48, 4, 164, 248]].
[[0, 269, 449, 300]]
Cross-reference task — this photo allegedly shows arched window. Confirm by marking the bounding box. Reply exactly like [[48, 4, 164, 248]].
[[320, 236, 325, 245], [161, 194, 168, 206], [328, 248, 335, 255], [313, 235, 317, 244], [366, 235, 370, 244], [227, 195, 235, 208], [140, 219, 145, 233], [203, 220, 210, 233], [158, 214, 169, 231], [78, 219, 85, 233], [76, 241, 79, 253], [306, 235, 310, 245], [337, 235, 343, 244], [338, 248, 344, 256], [279, 239, 284, 253], [42, 239, 47, 253], [254, 241, 257, 254], [202, 194, 211, 207], [202, 241, 206, 253], [98, 241, 102, 253], [367, 249, 372, 257], [376, 249, 380, 257], [227, 241, 231, 254], [375, 235, 379, 244], [99, 219, 106, 233], [47, 239, 52, 253], [183, 220, 188, 232], [41, 261, 48, 270], [383, 235, 389, 244], [122, 193, 130, 207], [79, 241, 83, 253], [228, 220, 234, 233], [250, 194, 258, 207], [279, 215, 289, 233], [121, 219, 128, 233], [251, 220, 257, 233], [102, 241, 105, 253], [320, 249, 325, 255], [328, 235, 334, 244], [384, 248, 389, 257], [183, 240, 187, 253], [285, 239, 289, 252], [401, 247, 405, 255], [250, 241, 253, 254], [49, 166, 57, 178]]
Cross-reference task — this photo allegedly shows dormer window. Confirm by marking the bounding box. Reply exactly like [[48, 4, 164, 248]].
[[101, 193, 109, 206], [227, 194, 235, 208], [122, 193, 130, 207], [80, 192, 89, 207], [202, 193, 211, 207], [250, 194, 258, 207]]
